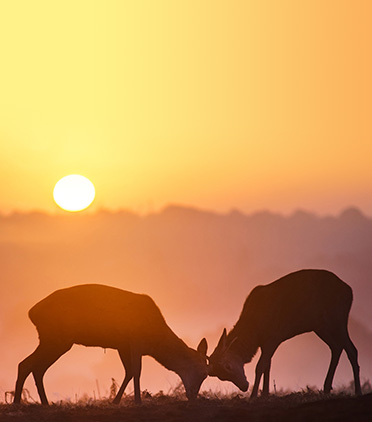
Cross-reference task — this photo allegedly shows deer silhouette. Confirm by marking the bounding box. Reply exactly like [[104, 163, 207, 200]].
[[14, 284, 208, 405], [208, 269, 361, 397]]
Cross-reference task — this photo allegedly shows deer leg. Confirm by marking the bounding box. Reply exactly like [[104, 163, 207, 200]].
[[131, 351, 142, 405], [344, 334, 361, 395], [323, 346, 342, 394], [112, 349, 133, 404], [14, 341, 71, 405], [33, 342, 72, 405], [251, 346, 276, 398], [315, 329, 343, 394], [14, 349, 39, 404], [262, 358, 272, 397]]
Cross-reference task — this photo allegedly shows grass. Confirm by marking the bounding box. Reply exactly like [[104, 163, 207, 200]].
[[1, 383, 372, 422]]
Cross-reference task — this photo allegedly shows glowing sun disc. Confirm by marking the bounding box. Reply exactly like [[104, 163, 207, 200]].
[[53, 175, 95, 212]]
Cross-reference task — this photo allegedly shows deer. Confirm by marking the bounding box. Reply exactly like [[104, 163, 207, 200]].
[[14, 284, 208, 405], [208, 269, 361, 398]]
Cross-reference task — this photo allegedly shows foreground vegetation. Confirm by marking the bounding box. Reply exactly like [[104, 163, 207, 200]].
[[2, 386, 372, 422]]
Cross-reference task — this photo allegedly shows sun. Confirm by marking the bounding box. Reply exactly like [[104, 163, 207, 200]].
[[53, 175, 95, 212]]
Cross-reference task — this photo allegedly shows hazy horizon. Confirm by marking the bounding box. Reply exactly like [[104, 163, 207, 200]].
[[1, 202, 371, 219]]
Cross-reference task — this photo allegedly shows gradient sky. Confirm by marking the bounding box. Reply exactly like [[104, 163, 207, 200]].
[[0, 1, 371, 215]]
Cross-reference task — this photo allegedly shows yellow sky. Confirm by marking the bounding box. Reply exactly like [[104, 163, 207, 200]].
[[0, 1, 371, 215]]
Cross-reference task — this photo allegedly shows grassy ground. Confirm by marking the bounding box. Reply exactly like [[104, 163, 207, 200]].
[[1, 389, 372, 422]]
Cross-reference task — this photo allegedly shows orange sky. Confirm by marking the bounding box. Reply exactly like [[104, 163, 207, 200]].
[[0, 1, 371, 215]]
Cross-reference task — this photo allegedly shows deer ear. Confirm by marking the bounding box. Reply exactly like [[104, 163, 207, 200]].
[[197, 338, 208, 356], [216, 328, 228, 351]]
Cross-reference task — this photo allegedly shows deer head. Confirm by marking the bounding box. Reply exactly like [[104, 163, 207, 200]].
[[179, 338, 209, 399], [207, 328, 249, 392]]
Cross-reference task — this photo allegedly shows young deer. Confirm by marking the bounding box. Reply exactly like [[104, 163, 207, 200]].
[[208, 269, 361, 397], [14, 284, 208, 405]]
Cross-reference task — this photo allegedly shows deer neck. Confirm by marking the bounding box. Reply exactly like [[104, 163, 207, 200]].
[[151, 327, 194, 374], [228, 324, 258, 363]]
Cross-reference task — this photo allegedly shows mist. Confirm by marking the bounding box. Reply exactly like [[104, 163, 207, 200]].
[[1, 205, 371, 402]]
